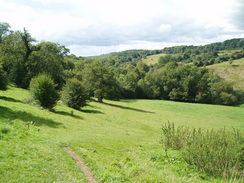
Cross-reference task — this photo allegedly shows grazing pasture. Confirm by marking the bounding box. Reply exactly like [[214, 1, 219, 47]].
[[0, 86, 243, 182]]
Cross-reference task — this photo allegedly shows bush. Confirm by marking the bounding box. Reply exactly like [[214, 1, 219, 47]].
[[161, 122, 190, 151], [30, 74, 59, 109], [182, 129, 243, 178], [0, 67, 8, 90], [61, 78, 89, 109], [161, 122, 243, 179]]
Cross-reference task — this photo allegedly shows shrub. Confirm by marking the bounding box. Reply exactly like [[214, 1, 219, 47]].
[[0, 67, 8, 90], [61, 78, 89, 109], [161, 122, 244, 179], [30, 74, 59, 109], [182, 128, 243, 178], [161, 122, 190, 151]]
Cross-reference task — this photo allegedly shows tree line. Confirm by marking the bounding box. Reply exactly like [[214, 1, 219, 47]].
[[0, 22, 241, 110]]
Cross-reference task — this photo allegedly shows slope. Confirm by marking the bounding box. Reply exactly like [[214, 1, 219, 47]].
[[0, 86, 243, 183], [207, 58, 244, 90]]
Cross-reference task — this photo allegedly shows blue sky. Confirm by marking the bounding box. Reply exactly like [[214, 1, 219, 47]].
[[0, 0, 243, 56]]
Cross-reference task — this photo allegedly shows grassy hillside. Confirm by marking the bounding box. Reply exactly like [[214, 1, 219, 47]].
[[0, 86, 243, 183], [207, 58, 244, 90], [140, 53, 168, 65], [140, 51, 244, 91]]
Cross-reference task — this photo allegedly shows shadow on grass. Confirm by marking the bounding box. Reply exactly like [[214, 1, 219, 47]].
[[54, 110, 83, 119], [0, 96, 22, 103], [102, 102, 154, 113], [0, 106, 62, 128], [80, 109, 104, 114]]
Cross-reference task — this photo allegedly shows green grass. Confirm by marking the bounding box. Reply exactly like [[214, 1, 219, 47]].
[[0, 86, 243, 182], [140, 53, 168, 65], [207, 58, 244, 90]]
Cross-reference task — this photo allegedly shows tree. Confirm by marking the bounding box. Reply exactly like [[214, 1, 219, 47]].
[[0, 22, 10, 43], [0, 28, 68, 89], [118, 71, 140, 98], [13, 29, 36, 88], [61, 78, 89, 109], [0, 67, 7, 90], [27, 42, 69, 89], [82, 61, 117, 102], [19, 28, 37, 64], [0, 29, 36, 88], [30, 74, 59, 109], [158, 55, 175, 66]]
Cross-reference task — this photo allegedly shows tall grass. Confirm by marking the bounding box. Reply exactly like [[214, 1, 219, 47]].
[[161, 122, 191, 151], [161, 122, 244, 179]]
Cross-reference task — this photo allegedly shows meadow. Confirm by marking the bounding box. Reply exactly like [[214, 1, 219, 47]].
[[0, 86, 243, 183], [140, 53, 168, 65], [207, 58, 244, 90]]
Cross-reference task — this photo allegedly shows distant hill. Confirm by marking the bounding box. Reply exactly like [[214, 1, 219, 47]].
[[91, 49, 162, 64], [92, 38, 244, 65], [207, 58, 244, 90]]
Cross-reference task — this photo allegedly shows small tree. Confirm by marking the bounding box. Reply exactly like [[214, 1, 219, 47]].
[[30, 74, 59, 109], [0, 67, 8, 90], [61, 78, 89, 109]]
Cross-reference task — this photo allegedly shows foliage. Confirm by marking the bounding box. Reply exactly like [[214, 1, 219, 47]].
[[161, 122, 244, 179], [182, 129, 243, 178], [30, 74, 59, 109], [0, 22, 243, 106], [0, 22, 10, 43], [141, 62, 238, 105], [0, 26, 68, 89], [163, 39, 244, 55], [61, 78, 89, 109], [0, 67, 8, 90], [161, 122, 190, 151], [92, 49, 162, 64], [27, 42, 68, 89], [82, 61, 118, 102]]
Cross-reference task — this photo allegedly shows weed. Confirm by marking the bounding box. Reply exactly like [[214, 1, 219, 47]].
[[161, 122, 244, 179]]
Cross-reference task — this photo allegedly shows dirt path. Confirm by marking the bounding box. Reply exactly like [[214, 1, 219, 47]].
[[64, 147, 98, 183]]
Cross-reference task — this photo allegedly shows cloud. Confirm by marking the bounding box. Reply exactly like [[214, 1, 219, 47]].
[[159, 24, 172, 34], [68, 41, 193, 57], [0, 0, 243, 56], [232, 0, 244, 29]]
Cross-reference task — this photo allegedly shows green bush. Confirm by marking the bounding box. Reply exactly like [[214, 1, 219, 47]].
[[0, 67, 8, 90], [61, 78, 89, 109], [161, 122, 243, 179], [30, 74, 59, 109], [161, 122, 190, 151], [182, 128, 243, 178]]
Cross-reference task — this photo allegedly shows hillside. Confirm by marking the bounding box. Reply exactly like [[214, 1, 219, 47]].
[[140, 53, 168, 65], [139, 51, 244, 92], [0, 86, 243, 183], [207, 58, 244, 90], [91, 38, 244, 65]]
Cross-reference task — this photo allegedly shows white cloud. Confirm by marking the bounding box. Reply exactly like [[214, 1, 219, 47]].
[[159, 24, 172, 33], [0, 0, 243, 56]]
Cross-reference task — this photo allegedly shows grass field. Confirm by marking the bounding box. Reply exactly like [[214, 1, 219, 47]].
[[0, 86, 243, 183], [140, 53, 168, 65], [207, 58, 244, 90]]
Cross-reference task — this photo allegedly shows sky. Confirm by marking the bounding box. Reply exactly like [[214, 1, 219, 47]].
[[0, 0, 244, 56]]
